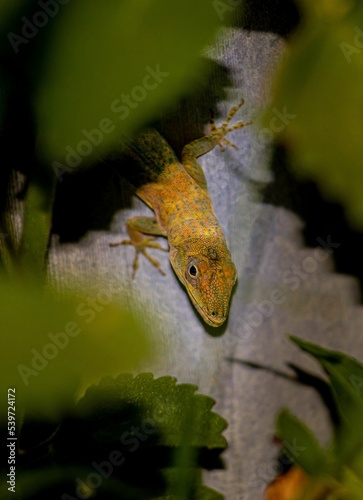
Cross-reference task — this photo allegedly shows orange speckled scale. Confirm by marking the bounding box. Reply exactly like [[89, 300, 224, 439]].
[[110, 101, 250, 327]]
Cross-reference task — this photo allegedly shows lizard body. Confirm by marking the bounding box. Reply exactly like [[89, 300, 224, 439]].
[[111, 100, 250, 327]]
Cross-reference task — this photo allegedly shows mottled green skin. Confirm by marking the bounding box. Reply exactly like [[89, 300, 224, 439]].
[[114, 104, 249, 326]]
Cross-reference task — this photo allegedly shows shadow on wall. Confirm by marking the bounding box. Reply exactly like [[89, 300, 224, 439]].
[[230, 0, 300, 37], [263, 144, 363, 297], [51, 58, 236, 243]]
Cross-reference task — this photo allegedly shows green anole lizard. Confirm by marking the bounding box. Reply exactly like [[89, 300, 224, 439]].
[[111, 100, 250, 327]]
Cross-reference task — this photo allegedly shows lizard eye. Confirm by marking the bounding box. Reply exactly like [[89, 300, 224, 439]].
[[189, 264, 198, 277], [185, 261, 199, 284]]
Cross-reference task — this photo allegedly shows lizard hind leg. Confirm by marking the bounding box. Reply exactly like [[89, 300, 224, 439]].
[[110, 216, 168, 278]]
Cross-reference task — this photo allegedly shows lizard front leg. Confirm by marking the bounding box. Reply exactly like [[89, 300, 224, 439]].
[[110, 216, 168, 278], [182, 99, 251, 183]]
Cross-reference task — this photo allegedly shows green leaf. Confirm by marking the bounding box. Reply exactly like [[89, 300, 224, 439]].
[[290, 336, 363, 470], [0, 465, 159, 500], [272, 337, 363, 496], [34, 0, 223, 168], [290, 336, 363, 416], [162, 468, 224, 499], [18, 173, 57, 280], [61, 374, 226, 497], [0, 277, 149, 420], [0, 0, 29, 44], [0, 374, 226, 499], [275, 408, 328, 476], [75, 373, 227, 449], [196, 486, 225, 500], [268, 1, 363, 227]]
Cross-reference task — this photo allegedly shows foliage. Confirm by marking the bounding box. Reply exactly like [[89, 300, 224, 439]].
[[268, 0, 363, 227], [34, 0, 223, 165], [4, 1, 363, 498], [0, 0, 225, 277], [0, 4, 230, 498], [0, 276, 150, 420], [0, 374, 226, 499], [272, 336, 363, 498]]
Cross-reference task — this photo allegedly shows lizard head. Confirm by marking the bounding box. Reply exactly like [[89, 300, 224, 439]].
[[170, 237, 237, 327]]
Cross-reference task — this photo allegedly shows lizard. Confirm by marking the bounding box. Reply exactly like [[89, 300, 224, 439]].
[[110, 100, 250, 327]]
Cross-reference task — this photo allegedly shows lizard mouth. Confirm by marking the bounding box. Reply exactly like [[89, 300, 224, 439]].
[[204, 314, 226, 327], [187, 289, 227, 327]]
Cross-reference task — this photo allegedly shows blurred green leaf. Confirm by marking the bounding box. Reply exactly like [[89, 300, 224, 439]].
[[339, 465, 363, 499], [18, 173, 57, 280], [276, 408, 328, 476], [35, 0, 223, 168], [0, 0, 29, 42], [0, 277, 150, 420], [269, 0, 363, 226]]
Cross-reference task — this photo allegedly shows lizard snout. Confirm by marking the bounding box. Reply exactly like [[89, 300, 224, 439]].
[[207, 307, 228, 327]]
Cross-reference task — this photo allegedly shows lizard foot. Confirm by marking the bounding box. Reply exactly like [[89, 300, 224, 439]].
[[210, 99, 252, 152], [110, 237, 168, 278]]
